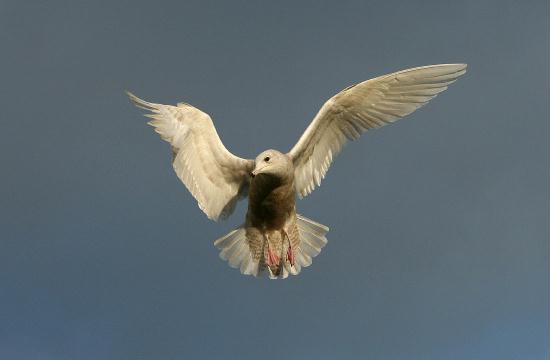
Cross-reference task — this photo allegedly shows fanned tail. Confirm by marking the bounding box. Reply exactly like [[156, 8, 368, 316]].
[[213, 226, 261, 277], [292, 214, 329, 272], [213, 215, 329, 279]]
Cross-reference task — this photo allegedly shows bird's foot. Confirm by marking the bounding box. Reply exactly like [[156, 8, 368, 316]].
[[266, 247, 280, 268], [286, 243, 295, 267]]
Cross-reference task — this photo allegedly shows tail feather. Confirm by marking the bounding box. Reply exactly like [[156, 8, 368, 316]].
[[296, 251, 312, 267], [297, 215, 329, 238], [214, 227, 261, 277], [299, 235, 322, 257], [295, 214, 329, 266], [217, 228, 245, 262], [213, 228, 241, 250], [213, 214, 329, 279]]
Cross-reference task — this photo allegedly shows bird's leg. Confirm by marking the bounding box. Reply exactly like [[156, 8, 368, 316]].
[[265, 233, 279, 268], [282, 229, 295, 267]]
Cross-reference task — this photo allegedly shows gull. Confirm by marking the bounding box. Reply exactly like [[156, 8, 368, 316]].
[[128, 63, 467, 279]]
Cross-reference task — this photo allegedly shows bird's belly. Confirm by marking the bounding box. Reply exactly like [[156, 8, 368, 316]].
[[248, 196, 294, 230], [247, 185, 295, 231]]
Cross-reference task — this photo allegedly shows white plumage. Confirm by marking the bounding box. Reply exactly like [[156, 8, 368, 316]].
[[127, 93, 253, 221], [289, 64, 467, 198], [128, 63, 467, 278]]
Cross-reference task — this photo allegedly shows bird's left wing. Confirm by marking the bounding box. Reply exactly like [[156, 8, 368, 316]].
[[288, 64, 467, 198], [128, 92, 254, 221]]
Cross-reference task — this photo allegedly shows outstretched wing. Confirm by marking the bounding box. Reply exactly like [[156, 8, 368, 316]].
[[128, 92, 253, 221], [288, 64, 467, 198]]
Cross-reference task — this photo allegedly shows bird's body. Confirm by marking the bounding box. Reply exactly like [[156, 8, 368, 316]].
[[247, 152, 295, 233], [214, 149, 329, 278], [128, 63, 467, 279], [245, 151, 299, 277]]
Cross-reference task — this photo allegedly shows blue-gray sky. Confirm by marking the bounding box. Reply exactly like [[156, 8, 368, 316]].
[[1, 1, 548, 359]]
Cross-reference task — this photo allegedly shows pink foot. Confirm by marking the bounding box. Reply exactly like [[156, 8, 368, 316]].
[[287, 244, 295, 267], [266, 247, 280, 268]]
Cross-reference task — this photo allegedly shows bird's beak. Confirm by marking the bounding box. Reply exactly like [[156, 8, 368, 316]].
[[251, 165, 267, 177]]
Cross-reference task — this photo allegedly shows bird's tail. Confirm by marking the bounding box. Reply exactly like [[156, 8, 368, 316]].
[[292, 214, 329, 272], [213, 226, 261, 277], [213, 214, 329, 279]]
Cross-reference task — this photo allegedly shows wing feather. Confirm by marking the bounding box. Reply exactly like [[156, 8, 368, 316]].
[[288, 64, 467, 198], [128, 92, 253, 220]]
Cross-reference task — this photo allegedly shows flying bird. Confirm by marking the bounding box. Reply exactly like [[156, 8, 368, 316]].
[[128, 63, 467, 279]]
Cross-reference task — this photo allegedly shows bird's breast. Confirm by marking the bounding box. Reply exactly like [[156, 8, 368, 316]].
[[247, 175, 295, 230]]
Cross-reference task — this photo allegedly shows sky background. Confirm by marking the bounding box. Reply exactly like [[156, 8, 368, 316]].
[[1, 0, 548, 359]]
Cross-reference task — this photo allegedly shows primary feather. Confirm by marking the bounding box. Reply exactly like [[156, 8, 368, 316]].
[[288, 64, 467, 198], [127, 92, 253, 221]]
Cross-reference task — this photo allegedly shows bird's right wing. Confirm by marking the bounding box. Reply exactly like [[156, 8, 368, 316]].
[[288, 64, 467, 198], [128, 92, 254, 221]]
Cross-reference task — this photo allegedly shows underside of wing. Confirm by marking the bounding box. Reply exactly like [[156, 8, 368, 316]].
[[288, 64, 467, 198], [128, 92, 253, 221]]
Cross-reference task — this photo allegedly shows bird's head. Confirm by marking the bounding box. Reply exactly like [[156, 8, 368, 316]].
[[251, 150, 292, 179]]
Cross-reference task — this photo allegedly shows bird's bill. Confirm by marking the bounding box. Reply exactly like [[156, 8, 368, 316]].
[[251, 165, 268, 176]]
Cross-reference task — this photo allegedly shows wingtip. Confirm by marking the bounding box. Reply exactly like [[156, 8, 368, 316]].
[[438, 63, 467, 72], [455, 63, 468, 76], [126, 90, 141, 103], [125, 90, 138, 101], [455, 63, 467, 71], [126, 91, 155, 110], [436, 63, 467, 76], [451, 63, 468, 72]]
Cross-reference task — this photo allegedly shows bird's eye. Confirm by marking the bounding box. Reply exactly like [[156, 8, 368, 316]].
[[264, 156, 270, 162]]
